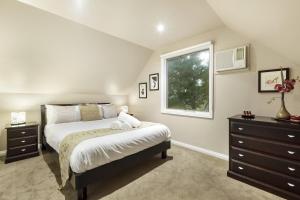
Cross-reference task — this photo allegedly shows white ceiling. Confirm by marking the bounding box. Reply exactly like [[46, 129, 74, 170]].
[[1, 0, 152, 95], [207, 0, 300, 65], [18, 0, 224, 50]]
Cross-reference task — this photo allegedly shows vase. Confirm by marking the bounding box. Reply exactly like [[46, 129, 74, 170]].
[[276, 93, 291, 120]]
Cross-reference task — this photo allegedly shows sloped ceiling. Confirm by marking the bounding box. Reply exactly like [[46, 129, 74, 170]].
[[18, 0, 224, 49], [0, 0, 152, 95], [207, 0, 300, 65]]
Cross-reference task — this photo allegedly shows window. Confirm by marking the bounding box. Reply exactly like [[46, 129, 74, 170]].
[[160, 41, 214, 118]]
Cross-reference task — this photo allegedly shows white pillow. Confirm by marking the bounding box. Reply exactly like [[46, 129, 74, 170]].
[[101, 104, 118, 119], [46, 105, 81, 124], [118, 111, 141, 128]]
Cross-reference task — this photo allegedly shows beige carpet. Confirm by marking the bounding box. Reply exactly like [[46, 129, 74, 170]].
[[0, 145, 283, 200]]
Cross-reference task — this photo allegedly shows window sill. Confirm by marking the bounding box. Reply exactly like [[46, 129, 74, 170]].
[[161, 109, 213, 119]]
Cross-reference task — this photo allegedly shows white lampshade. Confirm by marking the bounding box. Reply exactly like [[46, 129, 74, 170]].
[[11, 112, 26, 125], [120, 105, 129, 113]]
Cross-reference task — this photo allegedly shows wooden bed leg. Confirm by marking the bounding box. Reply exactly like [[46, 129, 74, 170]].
[[161, 150, 167, 159], [77, 187, 87, 200]]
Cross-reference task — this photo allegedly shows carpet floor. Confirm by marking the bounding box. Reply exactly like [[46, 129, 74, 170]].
[[0, 145, 283, 200]]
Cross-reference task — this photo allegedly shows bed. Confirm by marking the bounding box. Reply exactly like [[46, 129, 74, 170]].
[[40, 103, 171, 200]]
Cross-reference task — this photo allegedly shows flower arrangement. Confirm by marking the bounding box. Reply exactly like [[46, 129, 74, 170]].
[[268, 67, 299, 120], [274, 79, 297, 93]]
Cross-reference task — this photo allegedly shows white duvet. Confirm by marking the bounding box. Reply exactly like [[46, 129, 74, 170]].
[[45, 118, 171, 173]]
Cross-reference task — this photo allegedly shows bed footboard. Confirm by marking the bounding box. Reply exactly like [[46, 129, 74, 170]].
[[70, 141, 171, 200]]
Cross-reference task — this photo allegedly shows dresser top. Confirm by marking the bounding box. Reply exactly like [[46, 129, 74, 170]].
[[229, 115, 300, 129], [5, 122, 39, 129]]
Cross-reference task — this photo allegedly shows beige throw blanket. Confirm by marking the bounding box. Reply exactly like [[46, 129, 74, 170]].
[[59, 122, 154, 188]]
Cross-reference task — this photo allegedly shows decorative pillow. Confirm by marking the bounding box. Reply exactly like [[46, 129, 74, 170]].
[[80, 104, 103, 121], [46, 105, 81, 124], [102, 104, 118, 118]]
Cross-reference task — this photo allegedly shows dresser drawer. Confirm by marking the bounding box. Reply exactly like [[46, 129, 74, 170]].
[[231, 134, 300, 161], [232, 160, 300, 195], [8, 136, 37, 148], [231, 122, 300, 145], [7, 144, 37, 157], [7, 127, 37, 139], [232, 147, 300, 178]]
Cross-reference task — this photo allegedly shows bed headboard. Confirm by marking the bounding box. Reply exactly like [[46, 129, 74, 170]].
[[40, 103, 110, 150]]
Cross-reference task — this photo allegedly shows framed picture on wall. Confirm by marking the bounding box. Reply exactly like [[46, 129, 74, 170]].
[[149, 73, 159, 91], [258, 68, 290, 92], [139, 82, 147, 98]]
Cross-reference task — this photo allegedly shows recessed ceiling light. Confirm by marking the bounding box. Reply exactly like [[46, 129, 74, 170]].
[[156, 23, 165, 33], [75, 0, 84, 9]]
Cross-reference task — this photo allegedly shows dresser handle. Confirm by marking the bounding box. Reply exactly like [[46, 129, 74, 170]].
[[238, 127, 244, 131], [238, 153, 244, 157], [238, 140, 244, 144], [287, 183, 295, 187], [21, 131, 26, 134], [21, 140, 26, 143], [288, 151, 295, 155], [288, 167, 296, 172], [288, 135, 295, 138], [21, 148, 26, 152], [238, 166, 244, 170]]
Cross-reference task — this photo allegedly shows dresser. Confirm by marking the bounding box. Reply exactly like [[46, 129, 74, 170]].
[[228, 115, 300, 200], [5, 123, 39, 163]]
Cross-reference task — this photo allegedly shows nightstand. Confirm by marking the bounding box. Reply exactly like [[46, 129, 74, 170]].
[[5, 122, 39, 163]]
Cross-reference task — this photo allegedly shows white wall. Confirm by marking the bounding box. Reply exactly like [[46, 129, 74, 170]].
[[128, 26, 300, 155], [0, 0, 152, 95], [0, 0, 152, 151]]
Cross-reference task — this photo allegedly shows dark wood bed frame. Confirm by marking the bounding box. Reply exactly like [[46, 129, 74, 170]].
[[40, 103, 171, 200]]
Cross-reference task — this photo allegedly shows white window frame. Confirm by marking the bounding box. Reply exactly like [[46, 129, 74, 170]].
[[160, 41, 214, 118]]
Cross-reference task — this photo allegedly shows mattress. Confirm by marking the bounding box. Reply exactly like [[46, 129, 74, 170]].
[[45, 118, 171, 173]]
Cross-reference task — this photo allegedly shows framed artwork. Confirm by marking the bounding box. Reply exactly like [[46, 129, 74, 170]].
[[139, 82, 147, 98], [258, 68, 290, 92], [149, 73, 159, 91]]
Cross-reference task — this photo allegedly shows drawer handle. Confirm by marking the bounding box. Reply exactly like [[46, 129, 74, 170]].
[[288, 167, 296, 172], [21, 148, 26, 152], [288, 151, 295, 155], [21, 140, 26, 143], [238, 127, 244, 131], [287, 183, 295, 187], [238, 153, 244, 157], [238, 166, 244, 170], [288, 135, 295, 138], [238, 140, 244, 144], [21, 131, 26, 134]]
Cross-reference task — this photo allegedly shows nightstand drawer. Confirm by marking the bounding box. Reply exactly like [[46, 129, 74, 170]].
[[230, 122, 300, 145], [8, 136, 37, 148], [7, 127, 37, 139], [7, 144, 37, 157]]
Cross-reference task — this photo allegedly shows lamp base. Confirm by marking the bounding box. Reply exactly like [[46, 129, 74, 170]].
[[10, 122, 26, 126]]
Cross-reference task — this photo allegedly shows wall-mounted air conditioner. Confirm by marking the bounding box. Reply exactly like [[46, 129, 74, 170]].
[[215, 45, 248, 72]]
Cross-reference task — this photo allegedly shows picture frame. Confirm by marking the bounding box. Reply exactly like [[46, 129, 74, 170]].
[[258, 68, 290, 93], [139, 82, 147, 98], [149, 73, 159, 91]]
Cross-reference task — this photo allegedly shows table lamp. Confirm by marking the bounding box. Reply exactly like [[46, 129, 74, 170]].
[[11, 112, 26, 125]]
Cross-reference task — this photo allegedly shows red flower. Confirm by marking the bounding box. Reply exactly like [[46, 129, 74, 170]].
[[275, 79, 296, 93], [274, 84, 283, 92]]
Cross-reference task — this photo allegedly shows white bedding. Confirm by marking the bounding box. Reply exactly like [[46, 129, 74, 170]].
[[45, 118, 171, 173]]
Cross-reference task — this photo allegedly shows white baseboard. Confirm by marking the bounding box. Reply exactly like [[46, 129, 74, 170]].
[[172, 140, 229, 161], [0, 150, 6, 157]]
